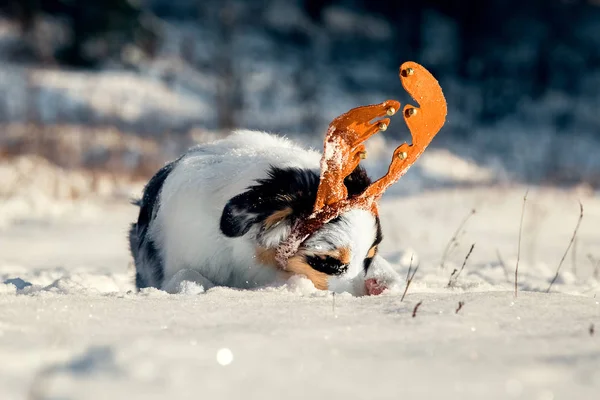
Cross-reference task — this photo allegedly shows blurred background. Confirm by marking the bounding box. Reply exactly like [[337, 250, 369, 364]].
[[1, 0, 600, 201]]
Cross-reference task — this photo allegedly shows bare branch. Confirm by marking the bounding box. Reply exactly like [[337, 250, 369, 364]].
[[547, 201, 584, 293], [412, 301, 423, 318], [441, 208, 476, 269], [448, 243, 476, 287], [401, 254, 419, 302], [515, 189, 529, 297]]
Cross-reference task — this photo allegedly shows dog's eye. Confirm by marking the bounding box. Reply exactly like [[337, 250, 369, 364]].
[[306, 255, 348, 276]]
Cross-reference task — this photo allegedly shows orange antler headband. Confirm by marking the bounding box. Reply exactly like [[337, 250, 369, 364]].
[[276, 62, 447, 267]]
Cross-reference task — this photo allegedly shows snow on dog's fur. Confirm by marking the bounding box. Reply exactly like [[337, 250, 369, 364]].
[[129, 131, 399, 295]]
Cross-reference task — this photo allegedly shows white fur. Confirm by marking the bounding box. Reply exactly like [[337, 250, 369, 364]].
[[144, 130, 395, 294], [303, 208, 378, 293]]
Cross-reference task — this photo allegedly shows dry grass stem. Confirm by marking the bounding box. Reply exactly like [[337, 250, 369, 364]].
[[401, 254, 419, 302], [572, 236, 578, 276], [412, 301, 423, 318], [496, 248, 510, 283], [332, 292, 336, 314], [448, 243, 476, 287], [547, 201, 584, 293], [587, 254, 600, 280], [515, 189, 529, 297], [440, 208, 476, 269], [456, 301, 465, 314]]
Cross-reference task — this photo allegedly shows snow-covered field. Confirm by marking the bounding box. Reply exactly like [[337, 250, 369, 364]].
[[1, 178, 599, 399]]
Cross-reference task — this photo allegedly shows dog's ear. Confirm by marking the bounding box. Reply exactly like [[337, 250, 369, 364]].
[[219, 191, 262, 237], [220, 193, 295, 247], [220, 167, 319, 243], [220, 165, 372, 245], [344, 164, 372, 197]]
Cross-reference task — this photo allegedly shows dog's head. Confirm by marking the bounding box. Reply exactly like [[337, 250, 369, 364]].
[[220, 166, 382, 293], [221, 62, 447, 294]]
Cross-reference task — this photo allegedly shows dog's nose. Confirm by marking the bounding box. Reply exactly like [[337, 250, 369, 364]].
[[365, 278, 387, 296]]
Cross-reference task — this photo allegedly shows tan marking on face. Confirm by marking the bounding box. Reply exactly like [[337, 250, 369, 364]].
[[308, 247, 351, 265], [255, 247, 294, 283], [257, 246, 349, 290], [286, 254, 329, 290], [263, 207, 293, 229], [367, 245, 377, 259], [337, 247, 351, 265]]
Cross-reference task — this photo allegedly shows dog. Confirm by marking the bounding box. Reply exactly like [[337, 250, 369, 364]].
[[129, 130, 399, 295], [128, 62, 447, 295]]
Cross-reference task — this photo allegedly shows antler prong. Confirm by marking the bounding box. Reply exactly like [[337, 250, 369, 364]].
[[362, 62, 447, 202], [313, 101, 400, 210]]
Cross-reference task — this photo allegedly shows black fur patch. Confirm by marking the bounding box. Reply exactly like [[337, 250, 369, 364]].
[[344, 166, 372, 198], [135, 272, 146, 289], [363, 217, 383, 273], [137, 162, 176, 232], [374, 216, 383, 247], [220, 168, 317, 237], [220, 165, 372, 238], [129, 160, 177, 289]]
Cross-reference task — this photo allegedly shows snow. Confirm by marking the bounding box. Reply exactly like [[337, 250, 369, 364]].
[[1, 4, 598, 395], [1, 283, 599, 399], [1, 175, 599, 399], [0, 155, 142, 228]]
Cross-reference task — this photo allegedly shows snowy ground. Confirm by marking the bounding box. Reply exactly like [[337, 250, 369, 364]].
[[1, 185, 599, 400]]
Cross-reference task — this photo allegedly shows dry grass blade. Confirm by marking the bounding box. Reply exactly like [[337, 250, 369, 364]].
[[406, 254, 414, 281], [332, 292, 336, 314], [440, 208, 476, 269], [412, 301, 423, 318], [572, 236, 578, 277], [547, 201, 584, 293], [587, 254, 600, 280], [515, 189, 528, 297], [447, 243, 476, 287], [455, 301, 464, 314], [401, 254, 419, 302], [448, 268, 458, 281], [496, 248, 510, 283]]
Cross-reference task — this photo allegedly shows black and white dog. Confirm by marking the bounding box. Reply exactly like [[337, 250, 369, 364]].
[[129, 130, 400, 295]]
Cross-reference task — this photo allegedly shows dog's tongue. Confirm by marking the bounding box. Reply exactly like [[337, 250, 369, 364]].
[[365, 278, 387, 296]]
